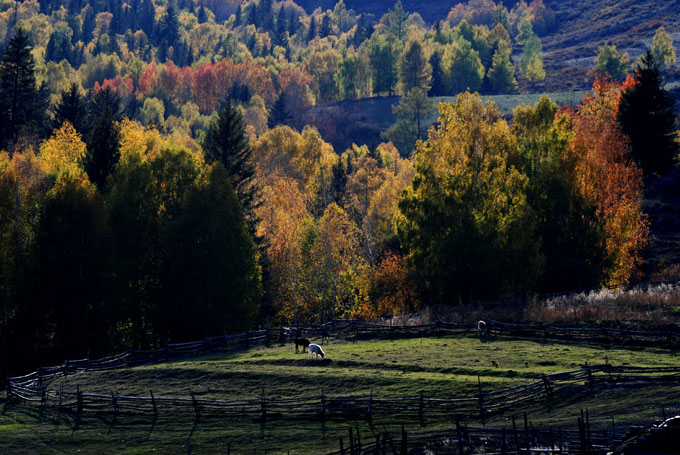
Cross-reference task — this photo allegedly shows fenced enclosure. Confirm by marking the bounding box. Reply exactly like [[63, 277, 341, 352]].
[[7, 320, 680, 421]]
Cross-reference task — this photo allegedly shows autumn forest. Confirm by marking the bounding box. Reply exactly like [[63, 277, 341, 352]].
[[0, 0, 678, 377]]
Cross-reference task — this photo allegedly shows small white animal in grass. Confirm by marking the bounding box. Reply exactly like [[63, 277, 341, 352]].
[[308, 343, 325, 359]]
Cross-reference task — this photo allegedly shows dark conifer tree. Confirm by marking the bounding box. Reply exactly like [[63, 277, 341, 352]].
[[139, 0, 156, 38], [90, 87, 123, 121], [52, 83, 89, 133], [428, 49, 447, 96], [267, 92, 291, 128], [0, 28, 41, 148], [308, 15, 316, 41], [82, 6, 96, 43], [235, 4, 242, 25], [197, 5, 208, 23], [330, 159, 347, 205], [202, 99, 259, 235], [319, 14, 331, 37], [86, 107, 121, 191], [618, 51, 679, 176]]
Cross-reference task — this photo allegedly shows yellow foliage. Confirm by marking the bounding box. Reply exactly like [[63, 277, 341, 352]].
[[39, 121, 87, 176]]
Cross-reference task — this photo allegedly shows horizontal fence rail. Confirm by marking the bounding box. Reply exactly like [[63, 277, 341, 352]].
[[7, 319, 680, 419]]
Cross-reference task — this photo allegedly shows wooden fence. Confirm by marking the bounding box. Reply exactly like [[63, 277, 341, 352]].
[[7, 319, 680, 420]]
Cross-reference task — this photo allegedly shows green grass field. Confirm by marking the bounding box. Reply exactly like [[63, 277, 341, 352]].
[[2, 334, 679, 454]]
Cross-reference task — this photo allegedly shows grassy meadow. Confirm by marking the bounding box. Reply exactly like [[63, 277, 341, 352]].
[[2, 334, 680, 454]]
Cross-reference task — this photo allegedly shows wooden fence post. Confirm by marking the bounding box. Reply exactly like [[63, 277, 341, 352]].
[[456, 421, 463, 455], [320, 388, 325, 418], [150, 390, 158, 415], [368, 388, 373, 419], [77, 385, 83, 414], [348, 427, 354, 455], [501, 428, 507, 455], [5, 375, 10, 398], [512, 415, 520, 454], [339, 437, 344, 455], [40, 386, 46, 411], [542, 375, 552, 407], [418, 390, 424, 422], [260, 386, 266, 419], [111, 391, 118, 414], [186, 440, 191, 455], [477, 376, 485, 418], [400, 425, 407, 455]]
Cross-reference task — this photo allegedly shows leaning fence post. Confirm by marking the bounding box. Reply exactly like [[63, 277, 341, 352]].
[[150, 390, 158, 415], [190, 390, 200, 419]]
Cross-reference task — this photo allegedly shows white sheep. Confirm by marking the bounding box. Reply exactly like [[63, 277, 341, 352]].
[[308, 344, 325, 360], [477, 320, 487, 336]]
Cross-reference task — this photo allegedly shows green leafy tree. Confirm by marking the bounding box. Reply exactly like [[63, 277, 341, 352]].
[[368, 33, 398, 96], [513, 96, 606, 291], [520, 35, 545, 86], [443, 39, 484, 93], [0, 28, 42, 148], [398, 38, 432, 93], [399, 93, 537, 302], [387, 0, 407, 40], [618, 51, 679, 176], [594, 44, 629, 80], [651, 26, 676, 69], [487, 39, 518, 93], [383, 87, 435, 156]]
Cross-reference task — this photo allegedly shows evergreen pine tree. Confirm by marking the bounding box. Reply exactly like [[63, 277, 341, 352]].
[[308, 15, 317, 41], [52, 83, 89, 133], [618, 51, 679, 176], [330, 159, 347, 205], [0, 28, 41, 148], [82, 6, 96, 43], [202, 99, 260, 235], [319, 14, 331, 38], [86, 107, 121, 191], [197, 6, 207, 24], [90, 87, 123, 121], [428, 49, 447, 96], [267, 92, 291, 128]]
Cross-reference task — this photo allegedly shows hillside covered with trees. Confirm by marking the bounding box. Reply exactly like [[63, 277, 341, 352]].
[[0, 0, 679, 377]]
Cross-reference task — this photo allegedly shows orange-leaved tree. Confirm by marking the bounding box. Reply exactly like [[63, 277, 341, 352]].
[[565, 78, 648, 286]]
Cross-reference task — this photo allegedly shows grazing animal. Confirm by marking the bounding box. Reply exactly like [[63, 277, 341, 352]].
[[308, 344, 325, 359], [477, 320, 487, 337], [294, 338, 310, 353], [491, 360, 499, 368], [524, 361, 529, 368]]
